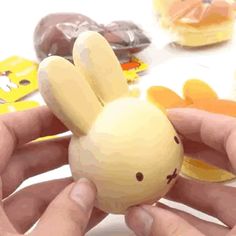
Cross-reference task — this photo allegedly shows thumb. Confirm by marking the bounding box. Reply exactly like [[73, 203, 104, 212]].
[[125, 205, 204, 236], [31, 178, 96, 236]]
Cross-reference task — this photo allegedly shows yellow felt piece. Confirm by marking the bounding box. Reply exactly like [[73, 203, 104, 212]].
[[123, 70, 139, 83], [183, 79, 218, 103], [147, 86, 187, 108], [73, 31, 129, 104], [0, 101, 39, 114], [122, 57, 149, 83], [38, 56, 102, 136], [0, 56, 38, 103], [182, 157, 235, 182]]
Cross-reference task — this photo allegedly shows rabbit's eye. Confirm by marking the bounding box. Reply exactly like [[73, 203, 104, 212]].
[[174, 136, 180, 144], [136, 172, 144, 182]]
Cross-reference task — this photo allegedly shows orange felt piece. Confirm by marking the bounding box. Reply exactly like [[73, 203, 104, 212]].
[[147, 86, 187, 109], [188, 99, 236, 117], [121, 61, 141, 70], [183, 79, 218, 104]]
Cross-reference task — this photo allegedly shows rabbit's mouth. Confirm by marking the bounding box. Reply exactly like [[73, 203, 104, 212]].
[[166, 168, 178, 185]]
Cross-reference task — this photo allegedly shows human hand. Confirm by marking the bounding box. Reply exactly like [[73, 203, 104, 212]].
[[0, 106, 107, 236], [125, 108, 236, 236]]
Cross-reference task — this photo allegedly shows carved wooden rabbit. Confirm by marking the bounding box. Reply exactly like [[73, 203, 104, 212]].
[[38, 31, 184, 214]]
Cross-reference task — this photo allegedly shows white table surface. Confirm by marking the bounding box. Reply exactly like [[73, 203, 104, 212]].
[[1, 0, 236, 234]]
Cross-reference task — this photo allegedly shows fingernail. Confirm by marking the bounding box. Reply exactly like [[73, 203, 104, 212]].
[[70, 178, 96, 212], [167, 108, 183, 116], [126, 207, 153, 236], [166, 108, 180, 112]]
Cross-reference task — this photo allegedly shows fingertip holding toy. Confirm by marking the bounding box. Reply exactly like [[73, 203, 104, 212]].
[[183, 79, 218, 103], [38, 31, 184, 214]]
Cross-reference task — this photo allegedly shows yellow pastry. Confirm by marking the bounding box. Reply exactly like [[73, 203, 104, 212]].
[[157, 0, 235, 47]]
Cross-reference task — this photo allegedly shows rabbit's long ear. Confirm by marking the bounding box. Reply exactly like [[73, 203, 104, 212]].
[[38, 56, 102, 136], [73, 31, 129, 104]]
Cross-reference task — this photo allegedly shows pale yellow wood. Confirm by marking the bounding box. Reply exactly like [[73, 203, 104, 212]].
[[38, 33, 184, 215], [69, 98, 184, 214], [73, 31, 129, 104], [38, 56, 102, 135]]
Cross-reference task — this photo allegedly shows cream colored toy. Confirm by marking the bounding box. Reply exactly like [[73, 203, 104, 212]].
[[38, 31, 184, 214], [154, 0, 235, 47]]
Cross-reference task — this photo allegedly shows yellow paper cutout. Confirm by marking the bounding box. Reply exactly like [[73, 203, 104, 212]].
[[0, 56, 38, 103], [0, 101, 39, 114], [121, 57, 148, 83]]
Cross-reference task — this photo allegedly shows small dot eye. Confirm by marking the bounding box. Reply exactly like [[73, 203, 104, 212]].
[[174, 136, 180, 144], [136, 172, 144, 182], [19, 79, 31, 86]]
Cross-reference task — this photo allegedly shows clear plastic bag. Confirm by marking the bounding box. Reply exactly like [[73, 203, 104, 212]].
[[34, 13, 151, 61], [34, 13, 104, 61], [153, 0, 235, 47]]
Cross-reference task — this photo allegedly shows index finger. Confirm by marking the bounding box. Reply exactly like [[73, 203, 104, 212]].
[[168, 108, 236, 170], [0, 106, 67, 173]]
